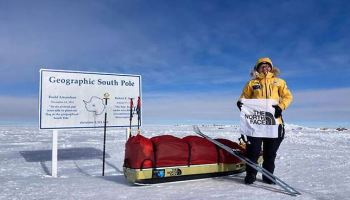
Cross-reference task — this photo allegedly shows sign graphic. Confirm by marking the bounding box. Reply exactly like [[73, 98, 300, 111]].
[[83, 96, 106, 115], [244, 110, 276, 125], [239, 99, 279, 138], [39, 69, 141, 129]]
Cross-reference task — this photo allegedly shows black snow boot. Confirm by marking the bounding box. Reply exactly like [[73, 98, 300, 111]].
[[244, 174, 256, 184], [262, 176, 276, 184]]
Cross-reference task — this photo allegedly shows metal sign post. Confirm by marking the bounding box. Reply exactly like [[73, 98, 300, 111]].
[[102, 93, 109, 176]]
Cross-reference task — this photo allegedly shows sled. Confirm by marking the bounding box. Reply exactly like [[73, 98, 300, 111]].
[[123, 134, 262, 184]]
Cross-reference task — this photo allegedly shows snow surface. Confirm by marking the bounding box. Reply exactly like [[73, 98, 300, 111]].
[[1, 124, 350, 200]]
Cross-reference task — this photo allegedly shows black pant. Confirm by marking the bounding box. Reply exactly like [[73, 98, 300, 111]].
[[245, 125, 284, 177]]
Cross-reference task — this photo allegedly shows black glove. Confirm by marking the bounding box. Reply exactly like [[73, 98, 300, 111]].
[[237, 101, 243, 111], [272, 105, 282, 118]]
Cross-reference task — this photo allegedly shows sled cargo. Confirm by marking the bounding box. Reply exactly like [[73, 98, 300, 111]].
[[123, 134, 262, 184]]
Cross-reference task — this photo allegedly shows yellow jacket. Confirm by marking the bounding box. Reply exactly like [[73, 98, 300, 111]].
[[239, 67, 293, 111]]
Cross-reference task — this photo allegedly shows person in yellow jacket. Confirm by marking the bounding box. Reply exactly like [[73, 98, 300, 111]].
[[237, 57, 293, 184]]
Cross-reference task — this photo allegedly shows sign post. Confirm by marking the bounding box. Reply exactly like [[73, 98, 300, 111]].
[[52, 129, 58, 177], [39, 69, 142, 177]]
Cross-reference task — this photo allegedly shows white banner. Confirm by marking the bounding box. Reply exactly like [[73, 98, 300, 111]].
[[39, 69, 141, 129], [239, 99, 279, 138]]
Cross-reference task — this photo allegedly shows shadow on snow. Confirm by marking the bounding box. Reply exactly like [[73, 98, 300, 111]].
[[19, 147, 110, 162]]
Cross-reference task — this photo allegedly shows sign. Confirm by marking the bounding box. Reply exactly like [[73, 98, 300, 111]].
[[39, 69, 141, 129], [239, 99, 279, 138]]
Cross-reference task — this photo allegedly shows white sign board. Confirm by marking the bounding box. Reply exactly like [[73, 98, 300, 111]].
[[39, 69, 141, 129]]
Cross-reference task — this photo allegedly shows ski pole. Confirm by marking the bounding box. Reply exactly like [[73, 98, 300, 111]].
[[129, 98, 134, 137], [136, 96, 141, 133], [102, 93, 109, 176]]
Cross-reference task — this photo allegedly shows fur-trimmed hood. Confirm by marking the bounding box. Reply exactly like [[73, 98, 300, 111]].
[[250, 66, 280, 79]]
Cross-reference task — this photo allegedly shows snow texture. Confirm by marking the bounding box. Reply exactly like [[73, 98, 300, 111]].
[[1, 124, 350, 200]]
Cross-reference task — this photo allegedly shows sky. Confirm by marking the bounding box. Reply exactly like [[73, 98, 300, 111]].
[[1, 0, 350, 127]]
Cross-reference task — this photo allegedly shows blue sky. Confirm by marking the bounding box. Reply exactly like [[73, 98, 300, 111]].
[[1, 0, 350, 127]]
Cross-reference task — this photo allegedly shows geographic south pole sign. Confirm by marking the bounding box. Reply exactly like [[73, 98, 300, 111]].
[[39, 69, 142, 129]]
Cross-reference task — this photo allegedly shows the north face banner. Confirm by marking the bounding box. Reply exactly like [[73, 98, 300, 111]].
[[240, 99, 279, 138]]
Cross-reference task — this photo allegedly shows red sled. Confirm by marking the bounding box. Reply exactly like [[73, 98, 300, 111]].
[[123, 134, 262, 184]]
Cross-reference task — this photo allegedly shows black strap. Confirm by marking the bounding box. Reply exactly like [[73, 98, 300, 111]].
[[239, 134, 247, 144]]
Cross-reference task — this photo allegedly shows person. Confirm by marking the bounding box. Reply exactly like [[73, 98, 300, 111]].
[[237, 57, 293, 184]]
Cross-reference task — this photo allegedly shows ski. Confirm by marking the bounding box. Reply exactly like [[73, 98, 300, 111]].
[[193, 125, 301, 196]]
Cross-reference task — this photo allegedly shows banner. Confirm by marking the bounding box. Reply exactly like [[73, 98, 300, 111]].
[[39, 69, 141, 129], [239, 99, 279, 138]]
